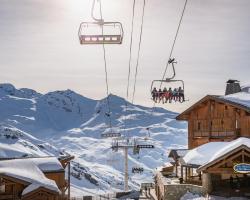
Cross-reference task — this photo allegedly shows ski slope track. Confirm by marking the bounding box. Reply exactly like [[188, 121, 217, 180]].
[[0, 83, 187, 196]]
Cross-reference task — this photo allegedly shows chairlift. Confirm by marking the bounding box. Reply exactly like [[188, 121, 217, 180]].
[[132, 166, 144, 174], [133, 145, 140, 155], [150, 58, 186, 104], [101, 132, 121, 138], [144, 127, 151, 140], [111, 140, 119, 152], [137, 144, 154, 149], [78, 0, 124, 45], [111, 137, 127, 152]]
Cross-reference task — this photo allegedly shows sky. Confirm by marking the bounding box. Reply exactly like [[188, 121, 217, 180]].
[[0, 0, 250, 112]]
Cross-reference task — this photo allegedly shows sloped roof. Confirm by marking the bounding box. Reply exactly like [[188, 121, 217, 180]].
[[28, 157, 64, 172], [0, 158, 61, 195], [181, 137, 250, 170], [177, 92, 250, 120]]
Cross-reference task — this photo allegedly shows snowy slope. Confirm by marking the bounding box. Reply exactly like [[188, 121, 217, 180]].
[[0, 124, 65, 158], [0, 83, 187, 196]]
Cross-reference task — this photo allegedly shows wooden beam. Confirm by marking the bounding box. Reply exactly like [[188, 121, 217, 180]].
[[181, 165, 183, 179], [208, 100, 212, 139], [185, 167, 188, 182], [68, 161, 71, 200], [210, 151, 245, 169], [199, 145, 250, 172], [206, 168, 234, 174]]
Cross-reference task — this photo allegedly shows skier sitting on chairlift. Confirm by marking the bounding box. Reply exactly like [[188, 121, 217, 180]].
[[168, 87, 173, 103], [178, 87, 185, 102], [158, 89, 163, 103], [151, 87, 158, 102], [172, 88, 178, 102], [162, 87, 168, 104]]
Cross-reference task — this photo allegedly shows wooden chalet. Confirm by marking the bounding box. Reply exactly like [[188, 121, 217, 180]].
[[176, 94, 250, 149], [0, 156, 74, 200], [154, 80, 250, 199]]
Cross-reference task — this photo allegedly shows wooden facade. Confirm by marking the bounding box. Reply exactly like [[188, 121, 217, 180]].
[[44, 171, 68, 192], [0, 175, 27, 200], [0, 174, 62, 200], [176, 95, 250, 149], [22, 188, 59, 200]]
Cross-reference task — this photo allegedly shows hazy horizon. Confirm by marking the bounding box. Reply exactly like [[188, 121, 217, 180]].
[[1, 0, 250, 112]]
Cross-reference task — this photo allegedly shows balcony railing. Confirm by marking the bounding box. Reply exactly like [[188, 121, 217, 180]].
[[193, 130, 236, 138]]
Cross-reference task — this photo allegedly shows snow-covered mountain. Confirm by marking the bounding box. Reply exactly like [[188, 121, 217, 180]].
[[0, 83, 187, 196]]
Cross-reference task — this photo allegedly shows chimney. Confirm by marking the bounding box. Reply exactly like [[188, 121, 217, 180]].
[[225, 79, 241, 95]]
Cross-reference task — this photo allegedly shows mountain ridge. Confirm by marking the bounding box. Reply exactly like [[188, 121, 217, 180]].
[[0, 83, 187, 195]]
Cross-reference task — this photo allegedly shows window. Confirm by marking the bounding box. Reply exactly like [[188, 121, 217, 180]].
[[198, 122, 201, 131], [0, 178, 5, 193], [236, 119, 239, 129]]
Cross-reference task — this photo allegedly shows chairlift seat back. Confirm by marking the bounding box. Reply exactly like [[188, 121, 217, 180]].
[[137, 144, 154, 149], [79, 22, 124, 45]]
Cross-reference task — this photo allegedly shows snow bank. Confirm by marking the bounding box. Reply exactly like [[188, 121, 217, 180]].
[[183, 137, 250, 166], [180, 192, 205, 200], [0, 158, 60, 195], [181, 192, 249, 200]]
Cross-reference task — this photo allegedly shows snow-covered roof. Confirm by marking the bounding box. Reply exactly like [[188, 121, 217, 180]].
[[220, 91, 250, 109], [183, 137, 250, 168], [157, 162, 173, 171], [0, 158, 60, 195], [27, 157, 64, 172]]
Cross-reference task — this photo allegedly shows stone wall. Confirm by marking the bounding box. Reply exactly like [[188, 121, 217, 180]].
[[163, 184, 205, 200]]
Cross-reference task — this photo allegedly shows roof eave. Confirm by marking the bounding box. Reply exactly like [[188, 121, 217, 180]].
[[197, 144, 250, 173], [176, 94, 250, 121]]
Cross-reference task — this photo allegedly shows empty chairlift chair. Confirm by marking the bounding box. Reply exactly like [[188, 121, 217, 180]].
[[79, 22, 123, 45], [78, 0, 124, 45]]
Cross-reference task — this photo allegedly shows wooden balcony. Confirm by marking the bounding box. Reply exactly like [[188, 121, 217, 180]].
[[0, 194, 19, 200], [193, 130, 236, 138]]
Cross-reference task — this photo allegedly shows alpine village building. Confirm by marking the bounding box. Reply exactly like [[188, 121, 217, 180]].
[[0, 156, 74, 200], [155, 80, 250, 200]]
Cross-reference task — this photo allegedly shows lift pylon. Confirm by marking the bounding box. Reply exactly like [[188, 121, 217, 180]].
[[111, 137, 154, 191]]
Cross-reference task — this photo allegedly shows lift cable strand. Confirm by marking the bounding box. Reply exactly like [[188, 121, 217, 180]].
[[126, 0, 136, 102], [123, 0, 136, 138], [131, 0, 146, 104], [160, 0, 188, 90], [99, 0, 112, 131], [150, 0, 188, 115]]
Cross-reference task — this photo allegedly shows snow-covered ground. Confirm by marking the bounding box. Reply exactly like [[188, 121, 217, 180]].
[[181, 192, 249, 200], [0, 83, 187, 196]]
